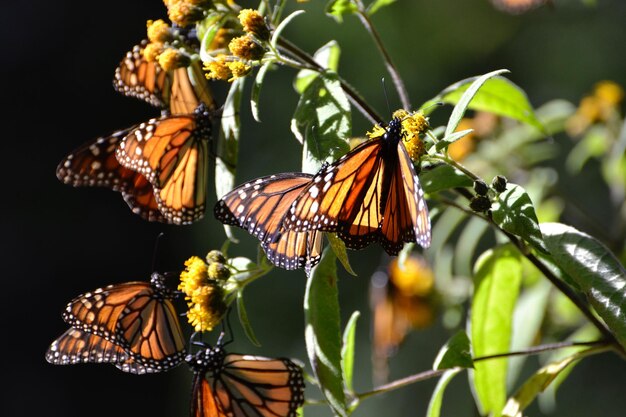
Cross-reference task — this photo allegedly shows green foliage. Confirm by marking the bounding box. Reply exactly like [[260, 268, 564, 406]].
[[433, 330, 473, 370], [470, 245, 522, 417]]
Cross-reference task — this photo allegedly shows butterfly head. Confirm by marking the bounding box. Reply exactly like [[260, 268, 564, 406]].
[[186, 345, 226, 374], [150, 272, 176, 299], [383, 117, 403, 145]]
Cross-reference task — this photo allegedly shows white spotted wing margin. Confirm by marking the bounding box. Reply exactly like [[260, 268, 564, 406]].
[[213, 173, 324, 271]]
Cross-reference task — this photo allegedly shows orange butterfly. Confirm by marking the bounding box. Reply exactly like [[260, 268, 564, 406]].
[[187, 341, 305, 417], [57, 41, 215, 224], [282, 117, 431, 255], [46, 273, 186, 374], [214, 173, 323, 271]]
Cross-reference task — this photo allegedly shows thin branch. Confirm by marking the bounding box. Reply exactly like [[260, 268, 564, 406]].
[[354, 9, 411, 110], [356, 369, 447, 401], [473, 340, 611, 362], [276, 38, 383, 125]]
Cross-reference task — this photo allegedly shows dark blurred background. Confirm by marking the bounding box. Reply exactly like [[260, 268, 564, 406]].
[[3, 0, 626, 416]]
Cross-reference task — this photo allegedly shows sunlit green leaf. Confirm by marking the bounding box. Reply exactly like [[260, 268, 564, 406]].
[[502, 347, 602, 417], [470, 244, 522, 417], [442, 69, 510, 138], [426, 369, 462, 417], [491, 183, 548, 254], [325, 0, 359, 23], [433, 330, 473, 370], [367, 0, 397, 15], [422, 72, 545, 134], [420, 164, 473, 194], [216, 78, 245, 241], [304, 248, 347, 417], [341, 311, 360, 393], [271, 10, 305, 49], [541, 222, 626, 350], [295, 41, 341, 94], [292, 72, 351, 173], [327, 233, 356, 276], [237, 291, 261, 347], [251, 61, 274, 122], [436, 129, 474, 151]]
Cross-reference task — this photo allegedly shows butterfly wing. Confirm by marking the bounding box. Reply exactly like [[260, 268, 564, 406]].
[[283, 139, 386, 248], [214, 173, 323, 270], [191, 375, 228, 417], [46, 328, 130, 365], [56, 129, 169, 223], [116, 106, 211, 224], [211, 354, 305, 417], [113, 40, 171, 108], [115, 289, 187, 372], [170, 63, 216, 115]]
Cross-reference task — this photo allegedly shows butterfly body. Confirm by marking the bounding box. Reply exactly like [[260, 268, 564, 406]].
[[187, 345, 305, 417]]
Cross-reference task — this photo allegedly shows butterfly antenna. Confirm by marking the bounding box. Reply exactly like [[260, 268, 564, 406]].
[[151, 232, 165, 272], [220, 307, 235, 346], [381, 77, 392, 120]]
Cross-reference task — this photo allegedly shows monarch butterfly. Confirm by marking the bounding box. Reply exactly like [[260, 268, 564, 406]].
[[187, 341, 305, 417], [46, 272, 186, 374], [114, 40, 216, 115], [214, 173, 323, 271], [283, 116, 431, 255], [57, 103, 212, 224]]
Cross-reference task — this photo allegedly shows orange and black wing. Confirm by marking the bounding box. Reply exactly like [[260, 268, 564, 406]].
[[114, 40, 170, 108], [56, 129, 168, 222], [170, 63, 216, 115], [212, 354, 305, 417], [115, 287, 187, 372], [214, 173, 323, 270], [282, 118, 431, 254], [116, 104, 212, 224], [190, 349, 305, 417]]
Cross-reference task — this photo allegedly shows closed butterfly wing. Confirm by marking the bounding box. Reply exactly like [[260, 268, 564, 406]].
[[214, 173, 323, 270], [61, 273, 186, 373], [170, 64, 217, 115], [56, 129, 168, 223], [116, 104, 212, 225], [114, 40, 170, 108]]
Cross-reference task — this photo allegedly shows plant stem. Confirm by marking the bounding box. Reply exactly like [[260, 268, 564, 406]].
[[357, 369, 447, 401], [276, 38, 383, 125], [354, 9, 411, 110], [473, 340, 610, 362]]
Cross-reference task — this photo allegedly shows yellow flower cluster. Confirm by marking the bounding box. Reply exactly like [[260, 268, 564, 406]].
[[178, 254, 228, 332], [204, 54, 251, 82], [163, 0, 208, 27], [366, 109, 430, 162], [566, 80, 624, 136], [142, 20, 191, 70], [238, 9, 270, 41]]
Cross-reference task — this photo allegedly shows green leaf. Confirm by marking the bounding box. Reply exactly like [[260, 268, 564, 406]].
[[327, 233, 357, 276], [295, 41, 341, 94], [420, 164, 473, 194], [502, 347, 601, 417], [251, 61, 274, 122], [470, 244, 522, 417], [341, 311, 360, 393], [443, 69, 510, 138], [270, 10, 305, 49], [433, 330, 473, 370], [325, 0, 359, 23], [197, 12, 224, 62], [436, 129, 474, 151], [216, 78, 245, 241], [291, 72, 351, 173], [423, 73, 544, 134], [507, 278, 552, 388], [541, 222, 626, 350], [426, 369, 463, 417], [491, 183, 548, 254], [367, 0, 397, 15], [304, 247, 347, 417], [237, 291, 261, 347]]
